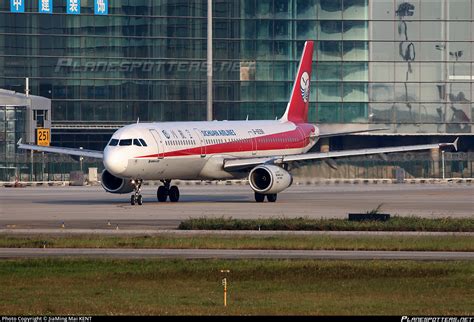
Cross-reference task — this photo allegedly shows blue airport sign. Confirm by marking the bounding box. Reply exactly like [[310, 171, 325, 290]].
[[94, 0, 108, 15], [10, 0, 25, 13], [66, 0, 80, 14], [39, 0, 52, 13]]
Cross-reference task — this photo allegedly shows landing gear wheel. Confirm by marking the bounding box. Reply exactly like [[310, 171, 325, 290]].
[[267, 194, 277, 202], [157, 186, 168, 202], [130, 179, 143, 206], [169, 186, 180, 202], [255, 192, 265, 202]]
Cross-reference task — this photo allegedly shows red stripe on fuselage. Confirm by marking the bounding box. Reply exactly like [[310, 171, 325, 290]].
[[135, 124, 314, 159]]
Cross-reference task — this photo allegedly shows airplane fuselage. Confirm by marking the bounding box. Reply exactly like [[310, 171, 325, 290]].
[[103, 120, 318, 180]]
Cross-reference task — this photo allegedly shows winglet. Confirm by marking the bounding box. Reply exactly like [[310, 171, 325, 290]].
[[17, 138, 22, 146], [453, 137, 459, 151], [439, 137, 459, 151]]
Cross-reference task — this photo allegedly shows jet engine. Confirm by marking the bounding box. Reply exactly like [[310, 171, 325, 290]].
[[101, 169, 134, 194], [248, 165, 293, 194]]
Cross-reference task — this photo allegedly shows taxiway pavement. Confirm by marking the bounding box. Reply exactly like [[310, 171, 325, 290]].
[[0, 248, 472, 261], [1, 184, 472, 230]]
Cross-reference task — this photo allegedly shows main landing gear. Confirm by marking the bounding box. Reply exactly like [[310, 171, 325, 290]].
[[157, 180, 180, 202], [254, 192, 277, 203], [130, 179, 143, 206]]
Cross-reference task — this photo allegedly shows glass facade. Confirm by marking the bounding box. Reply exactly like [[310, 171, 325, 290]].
[[0, 105, 26, 159], [0, 0, 472, 150], [370, 0, 473, 134]]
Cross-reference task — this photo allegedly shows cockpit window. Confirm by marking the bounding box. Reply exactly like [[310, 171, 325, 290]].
[[133, 139, 142, 146], [139, 139, 147, 146], [109, 139, 119, 146], [119, 139, 132, 146]]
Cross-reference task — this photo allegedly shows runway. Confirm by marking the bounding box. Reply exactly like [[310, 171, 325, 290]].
[[1, 248, 473, 260], [1, 184, 473, 230]]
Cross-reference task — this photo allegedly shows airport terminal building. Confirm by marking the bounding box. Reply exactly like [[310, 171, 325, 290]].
[[0, 0, 473, 157]]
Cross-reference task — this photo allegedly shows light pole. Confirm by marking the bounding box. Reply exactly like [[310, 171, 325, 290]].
[[26, 77, 33, 181], [435, 46, 463, 91], [449, 51, 462, 71], [449, 50, 463, 93], [207, 0, 213, 121], [79, 147, 83, 172], [435, 46, 463, 130], [441, 150, 446, 179]]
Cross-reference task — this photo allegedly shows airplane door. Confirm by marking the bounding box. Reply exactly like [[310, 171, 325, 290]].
[[248, 131, 257, 156], [149, 129, 164, 159], [193, 128, 206, 158]]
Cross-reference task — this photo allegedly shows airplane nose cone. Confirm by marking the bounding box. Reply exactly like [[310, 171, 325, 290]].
[[103, 148, 127, 175]]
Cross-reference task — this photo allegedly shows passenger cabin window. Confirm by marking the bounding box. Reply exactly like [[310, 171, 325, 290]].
[[133, 139, 142, 146], [109, 139, 119, 146], [119, 139, 132, 146], [139, 139, 147, 146]]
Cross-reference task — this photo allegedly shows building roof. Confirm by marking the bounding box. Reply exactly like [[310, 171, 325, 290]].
[[0, 89, 51, 109]]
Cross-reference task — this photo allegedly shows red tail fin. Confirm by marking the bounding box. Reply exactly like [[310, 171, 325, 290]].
[[280, 41, 314, 124]]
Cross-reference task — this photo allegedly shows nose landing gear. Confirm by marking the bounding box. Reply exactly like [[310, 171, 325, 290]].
[[130, 179, 143, 206]]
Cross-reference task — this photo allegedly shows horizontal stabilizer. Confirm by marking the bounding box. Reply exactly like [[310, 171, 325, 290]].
[[318, 128, 389, 138]]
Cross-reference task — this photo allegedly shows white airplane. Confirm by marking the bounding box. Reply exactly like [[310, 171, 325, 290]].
[[19, 41, 458, 205]]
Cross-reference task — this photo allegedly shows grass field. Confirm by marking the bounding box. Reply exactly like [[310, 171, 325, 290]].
[[0, 259, 472, 315], [0, 234, 473, 251], [2, 217, 472, 315], [179, 216, 474, 232]]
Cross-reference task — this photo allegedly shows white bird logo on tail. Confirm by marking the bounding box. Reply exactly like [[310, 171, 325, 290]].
[[300, 71, 310, 103]]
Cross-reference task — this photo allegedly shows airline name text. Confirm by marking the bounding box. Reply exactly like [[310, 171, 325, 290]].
[[201, 129, 237, 137]]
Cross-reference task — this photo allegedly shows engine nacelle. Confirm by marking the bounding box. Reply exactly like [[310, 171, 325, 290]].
[[101, 169, 134, 194], [248, 165, 293, 195]]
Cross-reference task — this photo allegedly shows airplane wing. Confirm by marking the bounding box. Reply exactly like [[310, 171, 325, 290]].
[[223, 138, 459, 171], [17, 139, 103, 159]]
